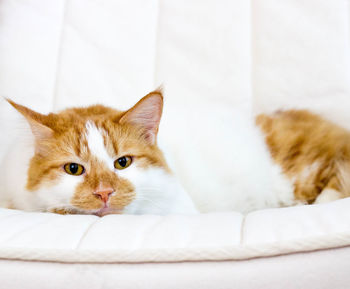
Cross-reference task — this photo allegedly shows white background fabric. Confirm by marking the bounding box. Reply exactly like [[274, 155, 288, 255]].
[[0, 247, 349, 289], [1, 0, 350, 288]]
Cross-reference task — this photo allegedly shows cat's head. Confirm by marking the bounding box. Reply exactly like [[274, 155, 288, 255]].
[[7, 90, 183, 216]]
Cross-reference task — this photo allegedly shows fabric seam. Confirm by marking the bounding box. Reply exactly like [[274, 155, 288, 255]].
[[51, 0, 68, 111]]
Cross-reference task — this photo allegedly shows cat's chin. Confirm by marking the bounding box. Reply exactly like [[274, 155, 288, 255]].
[[93, 207, 122, 217], [49, 206, 122, 216]]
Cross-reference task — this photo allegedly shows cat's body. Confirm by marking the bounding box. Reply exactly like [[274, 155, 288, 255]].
[[1, 91, 349, 215], [257, 110, 350, 205]]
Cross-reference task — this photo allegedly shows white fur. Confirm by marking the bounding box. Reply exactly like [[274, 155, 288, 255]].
[[85, 121, 114, 171], [298, 162, 320, 182], [160, 105, 298, 214], [0, 129, 84, 212], [119, 167, 198, 215], [315, 189, 342, 204], [35, 175, 83, 211], [0, 132, 36, 210]]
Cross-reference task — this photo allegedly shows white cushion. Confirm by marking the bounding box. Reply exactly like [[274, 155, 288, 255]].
[[0, 198, 349, 263]]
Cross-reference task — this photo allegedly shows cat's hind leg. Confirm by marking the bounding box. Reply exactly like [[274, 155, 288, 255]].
[[314, 172, 345, 204], [314, 188, 342, 204]]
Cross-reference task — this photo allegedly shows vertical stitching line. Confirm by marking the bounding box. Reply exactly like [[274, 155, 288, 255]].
[[52, 0, 69, 111], [75, 218, 100, 249], [345, 0, 350, 85], [240, 215, 247, 245], [152, 0, 161, 88], [250, 0, 256, 115]]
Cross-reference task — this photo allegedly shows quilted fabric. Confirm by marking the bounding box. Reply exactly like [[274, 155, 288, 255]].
[[0, 198, 349, 263], [0, 0, 350, 276]]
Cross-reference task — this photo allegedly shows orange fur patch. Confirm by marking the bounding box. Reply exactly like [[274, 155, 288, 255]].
[[257, 110, 350, 203]]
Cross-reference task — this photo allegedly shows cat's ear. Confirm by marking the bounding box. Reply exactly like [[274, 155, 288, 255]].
[[6, 99, 54, 142], [119, 89, 163, 144]]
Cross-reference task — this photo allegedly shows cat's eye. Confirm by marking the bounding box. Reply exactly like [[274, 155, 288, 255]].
[[114, 156, 132, 170], [64, 163, 85, 176]]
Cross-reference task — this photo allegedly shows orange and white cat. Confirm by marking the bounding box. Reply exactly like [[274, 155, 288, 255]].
[[1, 90, 350, 215]]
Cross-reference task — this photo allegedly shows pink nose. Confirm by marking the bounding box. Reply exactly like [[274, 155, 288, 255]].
[[93, 188, 114, 203]]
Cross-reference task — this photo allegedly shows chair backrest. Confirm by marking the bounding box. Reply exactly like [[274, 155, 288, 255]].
[[1, 0, 349, 193]]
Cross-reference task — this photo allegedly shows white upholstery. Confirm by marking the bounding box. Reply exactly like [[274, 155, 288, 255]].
[[0, 198, 350, 264], [1, 0, 350, 288]]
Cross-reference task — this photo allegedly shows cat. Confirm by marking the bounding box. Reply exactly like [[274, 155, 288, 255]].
[[0, 89, 349, 216]]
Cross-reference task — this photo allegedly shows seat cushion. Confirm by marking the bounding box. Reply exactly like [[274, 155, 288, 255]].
[[0, 198, 349, 263]]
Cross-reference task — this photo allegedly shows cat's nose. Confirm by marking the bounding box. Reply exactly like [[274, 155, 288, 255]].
[[93, 188, 114, 203]]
